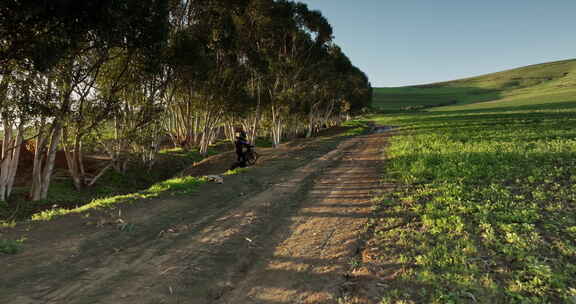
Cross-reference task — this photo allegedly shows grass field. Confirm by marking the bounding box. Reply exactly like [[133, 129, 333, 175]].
[[373, 58, 576, 113], [369, 59, 576, 303]]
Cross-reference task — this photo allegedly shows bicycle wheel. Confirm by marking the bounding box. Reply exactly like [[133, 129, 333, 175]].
[[247, 151, 258, 165]]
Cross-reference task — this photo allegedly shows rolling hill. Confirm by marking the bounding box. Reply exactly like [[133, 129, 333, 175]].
[[373, 58, 576, 112]]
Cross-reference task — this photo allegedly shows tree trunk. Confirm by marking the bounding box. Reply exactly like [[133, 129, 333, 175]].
[[40, 124, 62, 200], [270, 102, 283, 148], [193, 113, 200, 147], [0, 119, 22, 201], [199, 102, 222, 156], [306, 103, 320, 138], [244, 86, 262, 145], [247, 78, 262, 145], [0, 121, 13, 201], [30, 123, 62, 201], [88, 163, 112, 187], [225, 119, 236, 144], [6, 124, 23, 199], [30, 128, 46, 201], [63, 128, 84, 191]]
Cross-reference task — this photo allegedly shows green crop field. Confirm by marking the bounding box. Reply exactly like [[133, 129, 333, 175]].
[[369, 59, 576, 303]]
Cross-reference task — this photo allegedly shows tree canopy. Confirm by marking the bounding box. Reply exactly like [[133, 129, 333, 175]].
[[0, 0, 372, 201]]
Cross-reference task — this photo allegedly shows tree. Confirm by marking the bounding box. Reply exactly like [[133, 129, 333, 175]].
[[0, 71, 30, 201], [0, 0, 372, 204], [246, 0, 334, 146], [1, 0, 172, 200]]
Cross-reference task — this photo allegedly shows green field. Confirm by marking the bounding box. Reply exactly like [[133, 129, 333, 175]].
[[374, 59, 576, 112], [370, 59, 576, 303]]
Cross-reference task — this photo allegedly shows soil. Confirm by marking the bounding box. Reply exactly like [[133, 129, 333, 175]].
[[0, 127, 393, 304]]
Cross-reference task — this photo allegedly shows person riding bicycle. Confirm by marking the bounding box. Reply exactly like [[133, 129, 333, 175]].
[[234, 129, 251, 168]]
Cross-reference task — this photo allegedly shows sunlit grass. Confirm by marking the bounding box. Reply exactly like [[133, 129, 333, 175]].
[[370, 73, 576, 302], [223, 167, 249, 176], [31, 176, 206, 222], [342, 119, 372, 136]]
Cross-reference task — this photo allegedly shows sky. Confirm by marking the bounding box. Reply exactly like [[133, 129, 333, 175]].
[[299, 1, 576, 87]]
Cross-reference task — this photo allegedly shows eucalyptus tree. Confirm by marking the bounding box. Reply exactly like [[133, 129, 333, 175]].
[[318, 46, 371, 126], [43, 3, 169, 194], [1, 0, 172, 199], [165, 0, 253, 155], [344, 66, 373, 113], [245, 0, 334, 146], [95, 47, 174, 173], [221, 0, 272, 144], [1, 0, 372, 202], [0, 70, 36, 201], [162, 28, 208, 149]]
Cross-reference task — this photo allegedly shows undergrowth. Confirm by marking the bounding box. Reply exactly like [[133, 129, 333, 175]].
[[30, 175, 207, 222], [0, 147, 218, 224], [0, 238, 25, 254]]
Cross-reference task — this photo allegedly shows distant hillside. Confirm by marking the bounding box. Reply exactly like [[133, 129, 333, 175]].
[[432, 59, 576, 91], [374, 59, 576, 112]]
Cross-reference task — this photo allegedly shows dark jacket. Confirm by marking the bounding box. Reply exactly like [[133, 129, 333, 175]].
[[235, 136, 249, 154]]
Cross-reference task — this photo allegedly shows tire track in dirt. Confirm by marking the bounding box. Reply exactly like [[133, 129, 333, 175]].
[[45, 139, 355, 304], [1, 129, 390, 304], [215, 130, 389, 304]]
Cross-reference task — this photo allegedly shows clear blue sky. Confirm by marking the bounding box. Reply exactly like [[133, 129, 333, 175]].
[[300, 1, 576, 87]]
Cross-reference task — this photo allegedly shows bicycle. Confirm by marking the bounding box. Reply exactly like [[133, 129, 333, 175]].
[[246, 146, 259, 166], [229, 146, 259, 171]]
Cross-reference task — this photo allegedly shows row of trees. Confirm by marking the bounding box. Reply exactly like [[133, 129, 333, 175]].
[[0, 0, 372, 201]]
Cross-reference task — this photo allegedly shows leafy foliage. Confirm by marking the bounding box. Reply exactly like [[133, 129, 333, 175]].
[[0, 0, 170, 71], [0, 238, 24, 254]]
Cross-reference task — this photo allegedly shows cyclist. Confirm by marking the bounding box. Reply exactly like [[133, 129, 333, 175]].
[[234, 129, 251, 168]]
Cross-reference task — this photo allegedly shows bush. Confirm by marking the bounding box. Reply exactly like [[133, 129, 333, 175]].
[[0, 238, 24, 255]]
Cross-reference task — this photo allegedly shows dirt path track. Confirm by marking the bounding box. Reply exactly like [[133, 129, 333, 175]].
[[1, 129, 390, 304]]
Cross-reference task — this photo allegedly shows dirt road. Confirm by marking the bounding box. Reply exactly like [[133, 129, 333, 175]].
[[1, 128, 390, 304]]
